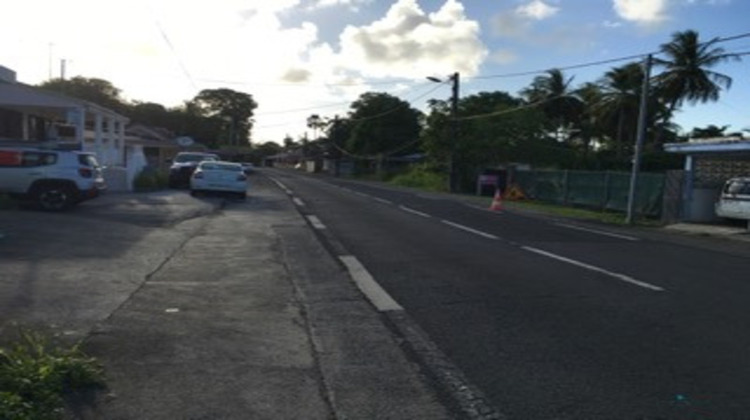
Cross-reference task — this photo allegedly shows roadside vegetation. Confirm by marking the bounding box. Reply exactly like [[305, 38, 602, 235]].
[[132, 169, 169, 192], [37, 29, 742, 204], [389, 164, 448, 193], [0, 330, 105, 420]]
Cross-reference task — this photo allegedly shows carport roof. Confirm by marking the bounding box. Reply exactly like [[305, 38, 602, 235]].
[[664, 137, 750, 154]]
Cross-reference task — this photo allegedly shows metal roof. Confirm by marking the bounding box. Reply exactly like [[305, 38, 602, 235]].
[[663, 137, 750, 154]]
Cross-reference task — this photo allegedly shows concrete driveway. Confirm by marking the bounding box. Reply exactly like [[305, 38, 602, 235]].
[[0, 190, 222, 340]]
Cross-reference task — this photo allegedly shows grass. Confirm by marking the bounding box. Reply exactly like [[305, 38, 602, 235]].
[[460, 194, 663, 227], [0, 330, 105, 420]]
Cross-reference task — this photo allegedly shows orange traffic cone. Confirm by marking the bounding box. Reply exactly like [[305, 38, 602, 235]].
[[489, 188, 503, 211]]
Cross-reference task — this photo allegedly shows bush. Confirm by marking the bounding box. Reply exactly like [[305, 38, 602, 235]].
[[0, 330, 105, 420], [133, 168, 168, 192], [389, 164, 448, 192]]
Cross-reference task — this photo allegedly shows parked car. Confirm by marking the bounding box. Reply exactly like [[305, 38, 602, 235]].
[[715, 177, 750, 221], [241, 162, 256, 175], [190, 161, 247, 199], [0, 146, 106, 211], [168, 152, 219, 188]]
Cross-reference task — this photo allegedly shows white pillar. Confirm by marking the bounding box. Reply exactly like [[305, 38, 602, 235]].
[[75, 107, 86, 149], [683, 155, 694, 221], [107, 116, 117, 165], [94, 113, 103, 163], [118, 119, 126, 166], [21, 113, 29, 141]]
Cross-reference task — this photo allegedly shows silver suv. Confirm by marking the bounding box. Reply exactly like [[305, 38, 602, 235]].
[[0, 146, 106, 211]]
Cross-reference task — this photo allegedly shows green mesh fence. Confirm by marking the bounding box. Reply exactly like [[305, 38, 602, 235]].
[[513, 170, 665, 217]]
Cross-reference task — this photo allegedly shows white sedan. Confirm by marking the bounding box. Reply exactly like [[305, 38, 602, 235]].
[[190, 161, 247, 199]]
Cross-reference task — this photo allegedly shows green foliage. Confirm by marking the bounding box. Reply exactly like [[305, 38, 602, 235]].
[[0, 330, 105, 420], [347, 92, 422, 156], [133, 169, 168, 191], [38, 77, 127, 114], [190, 88, 258, 146], [389, 164, 448, 192]]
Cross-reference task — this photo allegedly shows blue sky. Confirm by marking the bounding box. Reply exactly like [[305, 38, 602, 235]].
[[1, 0, 748, 142]]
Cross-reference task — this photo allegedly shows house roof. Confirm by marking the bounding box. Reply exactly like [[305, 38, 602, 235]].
[[0, 80, 127, 122], [663, 136, 750, 154]]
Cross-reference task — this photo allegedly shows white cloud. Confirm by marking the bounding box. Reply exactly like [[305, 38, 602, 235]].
[[309, 0, 373, 11], [613, 0, 669, 23], [516, 0, 560, 20], [491, 49, 519, 65], [336, 0, 487, 78]]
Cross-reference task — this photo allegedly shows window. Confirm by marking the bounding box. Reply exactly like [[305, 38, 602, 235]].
[[723, 179, 750, 196], [21, 152, 57, 167]]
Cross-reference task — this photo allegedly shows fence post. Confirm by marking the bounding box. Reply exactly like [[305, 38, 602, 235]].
[[562, 170, 569, 205], [603, 171, 611, 211]]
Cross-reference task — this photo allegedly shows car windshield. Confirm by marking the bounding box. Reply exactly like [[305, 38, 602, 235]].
[[724, 180, 750, 195]]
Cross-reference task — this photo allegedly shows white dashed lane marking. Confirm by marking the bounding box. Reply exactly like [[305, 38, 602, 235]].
[[441, 220, 499, 240], [521, 246, 665, 292], [306, 215, 327, 230]]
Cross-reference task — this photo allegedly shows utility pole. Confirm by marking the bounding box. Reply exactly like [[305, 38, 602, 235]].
[[449, 72, 459, 193], [60, 59, 67, 80], [625, 54, 653, 224]]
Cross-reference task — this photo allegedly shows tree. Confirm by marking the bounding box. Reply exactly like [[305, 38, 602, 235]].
[[520, 69, 583, 143], [573, 82, 606, 161], [306, 114, 326, 141], [689, 124, 730, 139], [423, 91, 554, 190], [38, 76, 127, 113], [595, 62, 644, 161], [654, 30, 741, 140], [190, 88, 258, 146], [128, 102, 173, 127], [346, 92, 422, 157]]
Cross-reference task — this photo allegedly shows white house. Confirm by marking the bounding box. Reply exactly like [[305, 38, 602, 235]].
[[0, 65, 152, 191]]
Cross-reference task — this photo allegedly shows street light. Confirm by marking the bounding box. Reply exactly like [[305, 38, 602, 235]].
[[427, 72, 459, 192]]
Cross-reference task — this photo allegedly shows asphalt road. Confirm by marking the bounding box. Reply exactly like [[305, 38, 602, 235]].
[[268, 168, 750, 420]]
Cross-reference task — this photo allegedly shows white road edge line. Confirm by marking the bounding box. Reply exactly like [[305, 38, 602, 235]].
[[306, 215, 326, 230], [521, 246, 665, 292], [339, 256, 403, 312], [293, 197, 305, 207], [372, 197, 393, 205], [555, 223, 639, 241], [270, 178, 293, 195], [399, 206, 431, 218], [441, 220, 499, 240]]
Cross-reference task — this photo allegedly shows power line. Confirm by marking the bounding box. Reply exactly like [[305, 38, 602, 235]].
[[148, 6, 197, 90], [467, 31, 750, 82], [255, 81, 443, 129]]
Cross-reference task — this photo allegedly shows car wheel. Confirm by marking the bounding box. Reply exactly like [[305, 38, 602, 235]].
[[32, 184, 76, 211], [190, 190, 199, 197], [237, 192, 247, 200]]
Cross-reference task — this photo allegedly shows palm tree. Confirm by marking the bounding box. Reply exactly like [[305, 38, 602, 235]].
[[595, 62, 644, 160], [653, 29, 741, 140], [521, 69, 583, 143], [574, 82, 605, 158]]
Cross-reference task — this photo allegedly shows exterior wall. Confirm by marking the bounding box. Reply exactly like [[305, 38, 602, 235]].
[[125, 145, 148, 191], [688, 188, 722, 222]]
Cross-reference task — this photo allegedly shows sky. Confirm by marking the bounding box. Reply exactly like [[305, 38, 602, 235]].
[[1, 0, 749, 144]]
